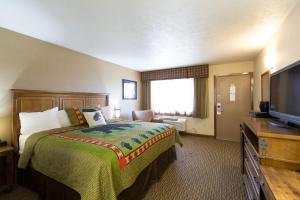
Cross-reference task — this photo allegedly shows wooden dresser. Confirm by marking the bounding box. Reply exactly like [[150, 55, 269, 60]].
[[241, 117, 300, 200]]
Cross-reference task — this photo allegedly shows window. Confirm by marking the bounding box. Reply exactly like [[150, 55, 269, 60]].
[[151, 78, 194, 115]]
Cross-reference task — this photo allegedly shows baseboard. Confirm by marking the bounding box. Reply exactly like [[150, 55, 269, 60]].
[[180, 131, 214, 138]]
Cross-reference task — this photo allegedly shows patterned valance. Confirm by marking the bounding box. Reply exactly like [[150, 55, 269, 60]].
[[141, 64, 209, 81]]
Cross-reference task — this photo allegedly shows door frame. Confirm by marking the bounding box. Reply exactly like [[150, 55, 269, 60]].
[[213, 72, 254, 138]]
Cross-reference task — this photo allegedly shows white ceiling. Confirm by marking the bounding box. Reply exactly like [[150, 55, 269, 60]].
[[0, 0, 298, 71]]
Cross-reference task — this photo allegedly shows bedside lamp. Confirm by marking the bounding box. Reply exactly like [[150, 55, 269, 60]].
[[114, 108, 121, 119], [0, 119, 7, 146], [0, 140, 7, 147]]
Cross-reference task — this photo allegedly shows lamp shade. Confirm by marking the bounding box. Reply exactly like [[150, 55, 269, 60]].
[[115, 108, 121, 119]]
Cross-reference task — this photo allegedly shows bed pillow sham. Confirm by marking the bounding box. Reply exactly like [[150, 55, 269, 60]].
[[65, 108, 87, 126], [83, 110, 106, 127], [100, 106, 114, 120], [19, 107, 61, 135], [57, 110, 72, 127]]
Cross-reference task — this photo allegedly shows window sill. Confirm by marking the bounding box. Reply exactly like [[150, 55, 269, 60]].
[[154, 114, 187, 121], [154, 113, 192, 117]]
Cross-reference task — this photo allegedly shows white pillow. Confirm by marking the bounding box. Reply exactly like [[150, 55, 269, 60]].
[[19, 107, 61, 135], [100, 106, 114, 120], [57, 110, 71, 127], [45, 107, 59, 113], [83, 111, 106, 127]]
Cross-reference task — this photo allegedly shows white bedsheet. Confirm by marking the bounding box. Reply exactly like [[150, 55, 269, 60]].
[[19, 134, 31, 154]]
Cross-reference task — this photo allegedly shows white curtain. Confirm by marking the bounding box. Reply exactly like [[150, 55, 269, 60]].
[[151, 78, 194, 115]]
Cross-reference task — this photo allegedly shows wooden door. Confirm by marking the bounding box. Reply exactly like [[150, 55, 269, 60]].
[[215, 74, 252, 141]]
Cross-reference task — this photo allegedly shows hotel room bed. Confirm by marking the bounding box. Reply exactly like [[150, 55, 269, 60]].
[[12, 90, 181, 200]]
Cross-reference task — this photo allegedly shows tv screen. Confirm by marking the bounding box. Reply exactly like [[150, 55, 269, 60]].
[[270, 60, 300, 125]]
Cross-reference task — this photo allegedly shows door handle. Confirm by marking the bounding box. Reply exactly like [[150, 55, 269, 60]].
[[217, 103, 222, 115]]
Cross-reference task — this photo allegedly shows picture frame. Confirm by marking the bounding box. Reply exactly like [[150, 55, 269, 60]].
[[122, 79, 137, 100]]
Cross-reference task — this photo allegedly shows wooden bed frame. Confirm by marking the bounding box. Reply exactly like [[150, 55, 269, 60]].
[[12, 89, 176, 200], [12, 89, 109, 151]]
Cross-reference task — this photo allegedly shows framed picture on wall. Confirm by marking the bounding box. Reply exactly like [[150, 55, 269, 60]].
[[122, 79, 137, 100]]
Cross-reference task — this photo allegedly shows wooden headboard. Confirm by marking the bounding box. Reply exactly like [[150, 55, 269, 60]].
[[11, 89, 109, 151]]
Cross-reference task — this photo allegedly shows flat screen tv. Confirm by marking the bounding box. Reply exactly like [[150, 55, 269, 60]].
[[270, 60, 300, 126]]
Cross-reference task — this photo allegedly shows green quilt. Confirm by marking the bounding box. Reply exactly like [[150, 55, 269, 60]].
[[18, 120, 181, 200]]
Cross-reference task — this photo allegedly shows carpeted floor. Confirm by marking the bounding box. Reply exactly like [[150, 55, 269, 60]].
[[0, 186, 40, 200], [0, 135, 245, 200], [143, 135, 245, 200]]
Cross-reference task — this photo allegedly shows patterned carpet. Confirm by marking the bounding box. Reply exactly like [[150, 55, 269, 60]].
[[143, 135, 245, 200], [0, 135, 245, 200]]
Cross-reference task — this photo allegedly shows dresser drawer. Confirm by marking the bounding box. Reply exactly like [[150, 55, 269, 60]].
[[244, 154, 260, 196], [244, 146, 259, 176], [245, 141, 259, 170], [245, 159, 259, 199], [243, 174, 257, 200], [245, 160, 259, 200]]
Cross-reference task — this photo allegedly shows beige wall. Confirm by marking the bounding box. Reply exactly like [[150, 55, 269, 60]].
[[0, 28, 141, 144], [186, 61, 254, 135], [253, 2, 300, 110]]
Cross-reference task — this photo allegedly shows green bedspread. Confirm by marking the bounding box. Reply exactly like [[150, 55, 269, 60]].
[[18, 120, 181, 200]]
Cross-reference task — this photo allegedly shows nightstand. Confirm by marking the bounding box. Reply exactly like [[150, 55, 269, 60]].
[[0, 146, 14, 193]]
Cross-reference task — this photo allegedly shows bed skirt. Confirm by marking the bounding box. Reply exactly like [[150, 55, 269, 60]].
[[17, 145, 177, 200]]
